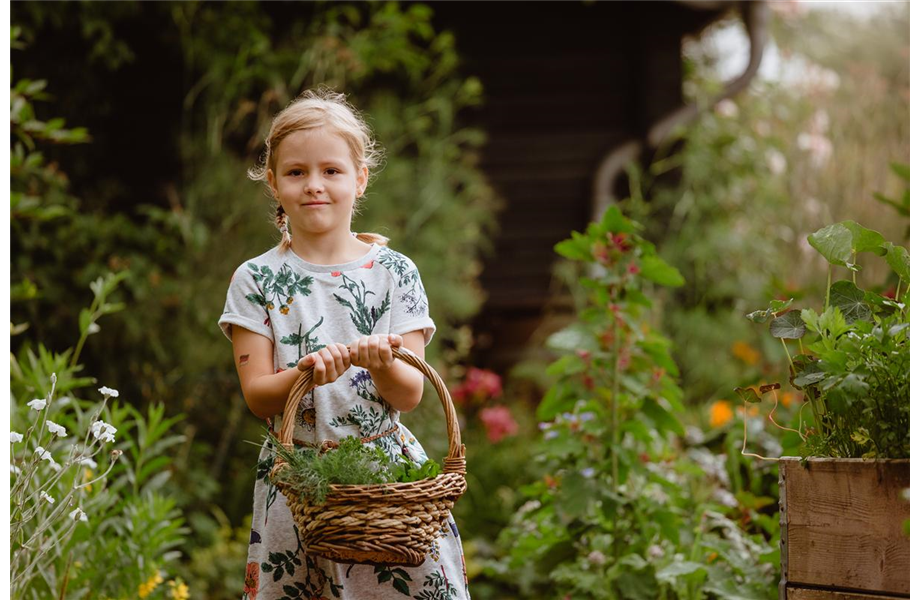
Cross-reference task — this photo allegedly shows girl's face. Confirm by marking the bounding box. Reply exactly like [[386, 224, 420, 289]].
[[267, 127, 368, 239]]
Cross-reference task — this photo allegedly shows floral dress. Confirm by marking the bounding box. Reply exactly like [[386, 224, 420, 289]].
[[219, 242, 470, 600]]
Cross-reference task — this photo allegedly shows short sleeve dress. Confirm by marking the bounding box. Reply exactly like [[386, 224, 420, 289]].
[[219, 242, 470, 600]]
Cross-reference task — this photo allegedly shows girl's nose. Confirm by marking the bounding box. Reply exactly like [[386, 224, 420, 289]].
[[304, 176, 324, 195]]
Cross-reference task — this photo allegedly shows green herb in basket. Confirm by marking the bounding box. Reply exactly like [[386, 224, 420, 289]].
[[269, 435, 444, 505], [387, 452, 442, 483]]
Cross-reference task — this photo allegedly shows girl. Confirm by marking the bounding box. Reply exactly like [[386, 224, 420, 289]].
[[219, 89, 470, 600]]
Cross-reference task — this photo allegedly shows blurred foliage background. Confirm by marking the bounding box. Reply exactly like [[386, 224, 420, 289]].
[[10, 1, 908, 598]]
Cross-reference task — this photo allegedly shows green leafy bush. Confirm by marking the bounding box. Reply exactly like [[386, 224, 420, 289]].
[[739, 218, 909, 458]]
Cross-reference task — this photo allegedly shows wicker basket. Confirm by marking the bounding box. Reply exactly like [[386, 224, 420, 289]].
[[269, 345, 467, 567]]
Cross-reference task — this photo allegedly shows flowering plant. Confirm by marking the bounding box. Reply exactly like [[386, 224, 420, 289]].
[[490, 206, 777, 598], [10, 272, 190, 599]]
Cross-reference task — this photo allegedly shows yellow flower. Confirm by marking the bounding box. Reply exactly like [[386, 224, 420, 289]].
[[83, 468, 94, 492], [731, 341, 761, 366], [280, 305, 290, 315], [780, 391, 795, 407], [168, 579, 190, 600], [138, 571, 164, 599], [709, 400, 733, 428]]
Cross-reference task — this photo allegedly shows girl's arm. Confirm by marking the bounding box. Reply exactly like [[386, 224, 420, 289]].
[[231, 327, 300, 419], [357, 332, 427, 413]]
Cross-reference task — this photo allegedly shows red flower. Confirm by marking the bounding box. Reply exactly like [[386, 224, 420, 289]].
[[331, 271, 342, 277], [627, 262, 640, 275], [608, 232, 631, 252], [244, 562, 259, 596], [361, 260, 374, 269], [479, 406, 519, 443]]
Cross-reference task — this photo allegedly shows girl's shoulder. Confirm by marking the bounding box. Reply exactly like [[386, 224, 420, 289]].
[[375, 245, 420, 275]]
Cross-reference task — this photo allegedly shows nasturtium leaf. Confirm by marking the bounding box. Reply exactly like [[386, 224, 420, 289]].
[[792, 359, 825, 387], [745, 309, 771, 323], [883, 243, 909, 283], [733, 387, 761, 404], [770, 310, 806, 339], [842, 221, 887, 255], [769, 298, 794, 313], [807, 223, 852, 266], [829, 281, 871, 323], [759, 383, 781, 394]]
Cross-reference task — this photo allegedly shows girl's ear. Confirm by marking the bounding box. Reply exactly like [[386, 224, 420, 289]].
[[357, 165, 369, 197], [266, 168, 277, 197]]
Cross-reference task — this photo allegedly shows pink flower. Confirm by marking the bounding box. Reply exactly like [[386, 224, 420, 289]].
[[331, 271, 342, 277], [360, 261, 374, 269], [465, 367, 502, 400], [452, 367, 503, 408], [479, 406, 518, 443]]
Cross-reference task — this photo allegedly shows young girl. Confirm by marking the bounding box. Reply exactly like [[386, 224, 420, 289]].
[[219, 89, 470, 600]]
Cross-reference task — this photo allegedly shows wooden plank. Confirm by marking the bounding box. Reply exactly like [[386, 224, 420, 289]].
[[780, 458, 910, 597], [786, 586, 906, 600]]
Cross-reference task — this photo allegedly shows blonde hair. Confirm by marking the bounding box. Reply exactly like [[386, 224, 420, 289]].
[[248, 88, 389, 251]]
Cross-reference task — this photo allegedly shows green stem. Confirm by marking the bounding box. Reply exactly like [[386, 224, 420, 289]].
[[798, 338, 806, 357], [895, 278, 902, 302], [780, 339, 796, 375], [824, 265, 832, 312]]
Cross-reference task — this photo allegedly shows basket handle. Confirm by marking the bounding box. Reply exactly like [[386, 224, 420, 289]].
[[276, 345, 466, 474]]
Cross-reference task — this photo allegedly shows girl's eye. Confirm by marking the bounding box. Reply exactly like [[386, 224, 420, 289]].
[[288, 167, 339, 176], [325, 168, 339, 175]]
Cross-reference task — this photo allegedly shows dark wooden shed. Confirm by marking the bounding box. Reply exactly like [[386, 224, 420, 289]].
[[429, 1, 764, 372]]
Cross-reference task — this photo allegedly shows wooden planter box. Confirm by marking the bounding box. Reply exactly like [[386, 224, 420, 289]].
[[779, 458, 910, 600]]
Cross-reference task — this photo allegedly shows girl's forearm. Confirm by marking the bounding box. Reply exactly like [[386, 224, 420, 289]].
[[243, 367, 303, 420], [369, 360, 425, 413]]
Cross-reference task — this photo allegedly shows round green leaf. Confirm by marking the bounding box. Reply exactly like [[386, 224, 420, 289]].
[[807, 223, 852, 266], [884, 243, 909, 283], [770, 309, 806, 339], [829, 281, 871, 323], [733, 387, 761, 404]]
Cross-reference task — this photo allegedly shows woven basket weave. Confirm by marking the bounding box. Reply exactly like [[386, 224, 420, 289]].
[[269, 345, 467, 567]]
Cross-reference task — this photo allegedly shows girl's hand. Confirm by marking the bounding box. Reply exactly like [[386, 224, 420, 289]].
[[298, 343, 351, 386], [349, 334, 403, 372]]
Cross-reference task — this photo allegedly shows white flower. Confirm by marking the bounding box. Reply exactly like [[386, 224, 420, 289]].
[[765, 148, 787, 175], [10, 465, 21, 475], [40, 491, 55, 505], [97, 386, 119, 398], [87, 323, 101, 335], [797, 132, 833, 168], [90, 421, 117, 443], [519, 499, 541, 513], [69, 507, 88, 522], [581, 467, 596, 478], [46, 421, 67, 437], [587, 550, 606, 565], [77, 457, 98, 469], [684, 425, 704, 446], [34, 446, 52, 461], [713, 487, 739, 508], [49, 461, 62, 472], [10, 432, 23, 443], [648, 544, 665, 560], [715, 99, 739, 118], [27, 398, 47, 411]]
